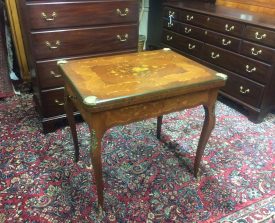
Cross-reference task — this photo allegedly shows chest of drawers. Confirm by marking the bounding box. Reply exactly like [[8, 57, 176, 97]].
[[162, 1, 275, 123], [16, 0, 139, 133]]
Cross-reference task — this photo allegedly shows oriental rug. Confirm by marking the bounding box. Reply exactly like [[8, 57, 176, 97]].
[[0, 93, 274, 223]]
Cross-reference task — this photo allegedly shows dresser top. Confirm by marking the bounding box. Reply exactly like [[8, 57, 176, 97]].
[[60, 49, 225, 110], [163, 1, 275, 29]]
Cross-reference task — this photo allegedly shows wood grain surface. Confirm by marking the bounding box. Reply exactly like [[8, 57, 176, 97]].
[[60, 49, 225, 111], [217, 0, 275, 15]]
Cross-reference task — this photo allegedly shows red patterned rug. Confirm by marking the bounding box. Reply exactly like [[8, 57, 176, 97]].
[[0, 27, 14, 99], [0, 93, 274, 222]]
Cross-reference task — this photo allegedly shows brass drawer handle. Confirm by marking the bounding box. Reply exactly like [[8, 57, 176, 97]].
[[54, 99, 64, 106], [168, 22, 174, 28], [211, 52, 220, 59], [41, 12, 57, 21], [240, 86, 250, 94], [57, 60, 68, 65], [50, 71, 62, 78], [251, 48, 262, 56], [246, 65, 256, 73], [225, 24, 235, 32], [117, 34, 128, 42], [186, 15, 194, 21], [169, 11, 175, 17], [222, 39, 231, 46], [255, 32, 266, 40], [188, 43, 196, 50], [45, 40, 61, 49], [166, 35, 173, 41], [116, 8, 129, 17], [168, 11, 175, 27], [185, 27, 192, 34]]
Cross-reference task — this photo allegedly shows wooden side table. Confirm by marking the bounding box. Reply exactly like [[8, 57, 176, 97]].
[[59, 49, 227, 209]]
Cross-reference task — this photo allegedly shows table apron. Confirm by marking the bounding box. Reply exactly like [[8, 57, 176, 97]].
[[67, 88, 218, 131]]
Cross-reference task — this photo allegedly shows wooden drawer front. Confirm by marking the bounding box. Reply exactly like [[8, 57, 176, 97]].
[[204, 45, 271, 84], [41, 88, 66, 117], [36, 60, 64, 89], [206, 16, 244, 37], [27, 1, 138, 30], [163, 20, 205, 42], [222, 73, 264, 108], [162, 30, 204, 58], [177, 10, 208, 28], [244, 26, 275, 48], [240, 41, 275, 64], [204, 30, 241, 52], [31, 25, 138, 60], [165, 22, 205, 41], [163, 8, 207, 28]]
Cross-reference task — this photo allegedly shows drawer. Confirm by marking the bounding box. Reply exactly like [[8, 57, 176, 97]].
[[240, 41, 275, 64], [36, 49, 137, 90], [163, 7, 208, 28], [206, 16, 244, 37], [31, 25, 138, 60], [26, 1, 138, 30], [204, 30, 241, 52], [163, 19, 205, 42], [244, 26, 275, 48], [177, 10, 208, 28], [162, 30, 204, 58], [221, 73, 264, 108], [41, 88, 66, 117], [36, 60, 64, 89], [204, 44, 272, 84]]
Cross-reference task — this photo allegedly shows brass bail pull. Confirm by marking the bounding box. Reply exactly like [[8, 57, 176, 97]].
[[211, 52, 220, 59], [45, 40, 61, 49], [255, 32, 266, 40], [116, 8, 129, 16], [185, 27, 192, 33], [54, 99, 64, 106], [251, 48, 262, 56], [50, 71, 62, 78], [240, 86, 250, 94], [117, 34, 129, 42], [166, 35, 173, 41], [186, 15, 194, 21], [245, 65, 256, 73], [225, 24, 235, 32], [222, 39, 231, 46], [41, 12, 57, 21], [188, 44, 196, 50]]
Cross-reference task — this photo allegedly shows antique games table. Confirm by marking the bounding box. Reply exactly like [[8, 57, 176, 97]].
[[59, 49, 227, 209]]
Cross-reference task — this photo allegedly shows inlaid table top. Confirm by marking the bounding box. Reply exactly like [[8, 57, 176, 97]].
[[60, 49, 226, 111]]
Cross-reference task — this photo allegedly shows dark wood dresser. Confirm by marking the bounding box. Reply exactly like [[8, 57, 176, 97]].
[[16, 0, 139, 133], [162, 1, 275, 123]]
